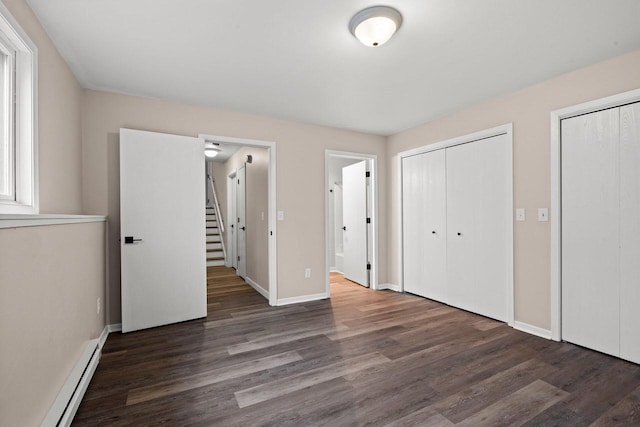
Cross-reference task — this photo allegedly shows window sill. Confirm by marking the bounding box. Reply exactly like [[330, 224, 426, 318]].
[[0, 214, 107, 229]]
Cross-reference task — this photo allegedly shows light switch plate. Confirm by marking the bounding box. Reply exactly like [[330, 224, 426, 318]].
[[538, 208, 549, 222], [277, 211, 284, 221], [516, 208, 525, 221]]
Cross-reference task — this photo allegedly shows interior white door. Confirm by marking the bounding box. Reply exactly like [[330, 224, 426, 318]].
[[446, 135, 510, 322], [228, 173, 237, 269], [120, 128, 206, 333], [237, 165, 247, 278], [562, 108, 620, 357], [342, 161, 368, 286], [618, 102, 640, 363], [402, 150, 447, 301]]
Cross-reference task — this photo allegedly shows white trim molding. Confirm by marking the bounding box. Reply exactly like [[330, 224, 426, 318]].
[[549, 88, 640, 342], [107, 323, 122, 333], [41, 339, 100, 427], [378, 283, 402, 292], [324, 150, 379, 295], [276, 292, 329, 306], [199, 133, 278, 306], [514, 321, 552, 340], [246, 276, 269, 300], [0, 214, 106, 229]]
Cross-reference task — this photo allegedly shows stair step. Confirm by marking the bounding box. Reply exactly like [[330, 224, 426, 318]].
[[207, 243, 222, 250], [207, 255, 225, 261], [206, 235, 221, 243], [206, 221, 218, 227], [207, 259, 225, 267]]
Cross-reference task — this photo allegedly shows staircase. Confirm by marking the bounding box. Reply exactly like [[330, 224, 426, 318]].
[[206, 207, 225, 267]]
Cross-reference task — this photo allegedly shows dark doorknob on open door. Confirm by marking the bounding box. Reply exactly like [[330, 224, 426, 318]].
[[124, 236, 143, 244], [342, 226, 346, 231], [241, 226, 246, 231]]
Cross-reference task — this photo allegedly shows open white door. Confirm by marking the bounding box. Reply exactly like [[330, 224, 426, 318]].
[[120, 128, 206, 333], [227, 173, 237, 269], [237, 165, 247, 278], [342, 161, 368, 287]]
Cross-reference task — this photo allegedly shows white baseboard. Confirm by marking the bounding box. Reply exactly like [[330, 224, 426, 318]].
[[108, 323, 122, 333], [245, 276, 269, 300], [514, 321, 552, 340], [276, 292, 329, 306], [378, 283, 402, 292], [41, 337, 101, 427]]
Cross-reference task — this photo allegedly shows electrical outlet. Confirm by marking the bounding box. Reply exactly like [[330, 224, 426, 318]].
[[516, 208, 525, 221], [277, 211, 285, 221], [97, 297, 101, 315], [304, 268, 311, 278]]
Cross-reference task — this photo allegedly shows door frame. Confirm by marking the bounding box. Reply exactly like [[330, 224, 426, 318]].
[[325, 150, 379, 296], [550, 87, 640, 341], [397, 123, 514, 326], [200, 133, 278, 306], [236, 164, 247, 278]]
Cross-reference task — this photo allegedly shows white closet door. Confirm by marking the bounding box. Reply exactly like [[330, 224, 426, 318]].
[[620, 102, 640, 363], [402, 150, 447, 301], [562, 108, 620, 357], [447, 135, 510, 321], [446, 141, 478, 314]]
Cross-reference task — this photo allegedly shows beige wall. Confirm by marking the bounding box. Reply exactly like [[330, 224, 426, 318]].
[[212, 147, 269, 291], [387, 49, 640, 330], [4, 0, 84, 214], [81, 90, 387, 322], [0, 222, 106, 427]]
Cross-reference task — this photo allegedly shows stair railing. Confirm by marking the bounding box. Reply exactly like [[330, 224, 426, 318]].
[[207, 174, 226, 260]]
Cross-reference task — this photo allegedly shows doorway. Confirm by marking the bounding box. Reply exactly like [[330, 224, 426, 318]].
[[325, 150, 378, 296], [202, 134, 277, 305]]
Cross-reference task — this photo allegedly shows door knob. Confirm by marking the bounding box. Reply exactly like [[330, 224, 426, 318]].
[[342, 226, 346, 231], [124, 236, 143, 244], [432, 231, 436, 234], [241, 226, 246, 231], [457, 232, 462, 236]]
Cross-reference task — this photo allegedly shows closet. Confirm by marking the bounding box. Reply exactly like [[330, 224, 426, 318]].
[[402, 132, 512, 322], [561, 102, 640, 363]]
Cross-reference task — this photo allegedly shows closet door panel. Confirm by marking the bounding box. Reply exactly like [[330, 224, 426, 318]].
[[620, 102, 640, 363], [446, 142, 477, 313], [561, 108, 620, 357], [472, 135, 510, 322], [402, 150, 447, 301]]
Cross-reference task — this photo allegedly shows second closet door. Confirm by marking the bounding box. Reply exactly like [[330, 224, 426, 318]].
[[402, 150, 447, 301], [446, 135, 511, 322]]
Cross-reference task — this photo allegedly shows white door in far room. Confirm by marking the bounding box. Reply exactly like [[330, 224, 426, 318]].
[[342, 160, 368, 287], [237, 165, 247, 278], [120, 128, 206, 333]]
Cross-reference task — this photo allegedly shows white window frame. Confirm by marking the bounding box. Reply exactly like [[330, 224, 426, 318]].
[[0, 1, 37, 214]]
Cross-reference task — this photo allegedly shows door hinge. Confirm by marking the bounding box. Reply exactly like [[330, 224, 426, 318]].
[[270, 231, 273, 236], [365, 171, 370, 178], [367, 263, 371, 271], [238, 256, 240, 261], [366, 217, 371, 224], [238, 179, 240, 184]]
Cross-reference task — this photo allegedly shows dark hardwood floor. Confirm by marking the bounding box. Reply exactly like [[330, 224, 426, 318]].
[[73, 267, 640, 426]]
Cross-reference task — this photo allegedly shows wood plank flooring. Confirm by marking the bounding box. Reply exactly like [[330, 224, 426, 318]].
[[72, 268, 640, 426]]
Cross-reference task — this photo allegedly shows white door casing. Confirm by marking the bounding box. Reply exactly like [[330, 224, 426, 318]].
[[120, 128, 206, 333], [342, 160, 368, 287], [227, 172, 237, 269], [402, 149, 447, 301], [619, 102, 640, 363], [237, 165, 247, 278]]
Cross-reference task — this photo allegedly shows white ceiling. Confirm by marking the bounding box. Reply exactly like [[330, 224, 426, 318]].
[[27, 0, 640, 136]]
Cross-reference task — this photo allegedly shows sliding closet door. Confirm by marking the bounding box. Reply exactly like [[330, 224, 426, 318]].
[[561, 108, 620, 357], [447, 135, 510, 322], [402, 150, 447, 301], [620, 102, 640, 363]]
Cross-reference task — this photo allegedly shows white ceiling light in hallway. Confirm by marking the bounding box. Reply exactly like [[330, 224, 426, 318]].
[[349, 5, 402, 47]]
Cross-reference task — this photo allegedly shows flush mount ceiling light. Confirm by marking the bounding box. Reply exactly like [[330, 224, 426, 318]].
[[349, 5, 402, 47], [204, 142, 222, 158]]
